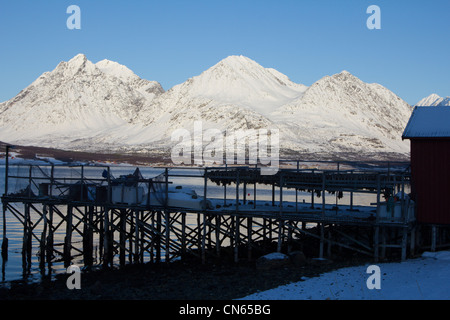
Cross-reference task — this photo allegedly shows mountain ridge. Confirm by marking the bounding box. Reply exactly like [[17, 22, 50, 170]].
[[0, 54, 413, 160], [416, 93, 450, 107]]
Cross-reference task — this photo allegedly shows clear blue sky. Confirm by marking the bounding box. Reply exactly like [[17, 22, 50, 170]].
[[0, 0, 449, 105]]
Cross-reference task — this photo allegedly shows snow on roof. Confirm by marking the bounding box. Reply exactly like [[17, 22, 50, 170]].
[[402, 106, 450, 139]]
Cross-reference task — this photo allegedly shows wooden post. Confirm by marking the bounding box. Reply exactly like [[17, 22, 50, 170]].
[[129, 209, 134, 263], [103, 207, 111, 267], [46, 205, 54, 263], [156, 211, 162, 263], [277, 220, 284, 252], [243, 181, 247, 205], [203, 168, 208, 211], [165, 210, 170, 263], [83, 206, 94, 267], [202, 213, 207, 264], [235, 217, 241, 263], [376, 174, 381, 223], [311, 169, 315, 209], [2, 147, 10, 256], [28, 166, 32, 198], [322, 172, 326, 219], [4, 145, 10, 196], [319, 223, 324, 259], [287, 220, 293, 254], [236, 170, 240, 213], [165, 168, 169, 208], [224, 164, 227, 207], [230, 216, 235, 250], [39, 204, 48, 268], [64, 205, 73, 266], [247, 217, 253, 261], [272, 184, 275, 207], [147, 179, 152, 207], [215, 215, 221, 257], [350, 190, 354, 211], [263, 218, 267, 246], [279, 173, 283, 218], [196, 214, 201, 256], [296, 161, 299, 212], [99, 207, 104, 262], [253, 181, 256, 209], [119, 208, 127, 267], [327, 225, 332, 258], [2, 203, 8, 260], [22, 203, 32, 270], [400, 175, 405, 221], [181, 212, 186, 258], [80, 165, 84, 202], [134, 210, 140, 263], [150, 212, 155, 263]]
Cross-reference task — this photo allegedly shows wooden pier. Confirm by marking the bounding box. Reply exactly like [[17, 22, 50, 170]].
[[1, 160, 421, 275]]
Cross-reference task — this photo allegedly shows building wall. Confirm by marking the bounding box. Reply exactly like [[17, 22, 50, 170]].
[[410, 139, 450, 225]]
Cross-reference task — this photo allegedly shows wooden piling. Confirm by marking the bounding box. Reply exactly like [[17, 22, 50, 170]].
[[64, 205, 73, 266], [39, 204, 48, 268], [119, 208, 127, 267], [247, 217, 253, 261], [234, 216, 240, 263], [46, 205, 54, 263], [83, 206, 94, 266]]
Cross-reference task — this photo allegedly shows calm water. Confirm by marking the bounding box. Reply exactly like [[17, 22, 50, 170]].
[[0, 164, 378, 285]]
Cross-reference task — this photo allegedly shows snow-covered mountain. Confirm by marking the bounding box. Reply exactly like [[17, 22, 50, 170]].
[[416, 94, 450, 107], [273, 70, 412, 155], [0, 54, 163, 151], [0, 54, 413, 159]]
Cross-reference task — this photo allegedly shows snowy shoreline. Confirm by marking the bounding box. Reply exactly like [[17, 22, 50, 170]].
[[241, 251, 450, 300]]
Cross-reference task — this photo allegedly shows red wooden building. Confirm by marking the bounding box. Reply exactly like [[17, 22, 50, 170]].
[[402, 106, 450, 225]]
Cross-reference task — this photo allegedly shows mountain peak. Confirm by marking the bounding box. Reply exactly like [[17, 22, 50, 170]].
[[96, 59, 138, 82], [209, 55, 262, 73], [331, 70, 358, 81], [416, 93, 450, 107], [66, 53, 88, 67], [69, 53, 87, 61], [54, 53, 96, 78], [219, 55, 254, 65], [339, 70, 351, 75], [180, 55, 307, 116]]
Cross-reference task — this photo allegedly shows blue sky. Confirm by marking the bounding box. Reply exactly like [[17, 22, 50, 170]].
[[0, 0, 449, 105]]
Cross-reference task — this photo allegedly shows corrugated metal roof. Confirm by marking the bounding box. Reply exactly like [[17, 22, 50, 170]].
[[402, 106, 450, 139]]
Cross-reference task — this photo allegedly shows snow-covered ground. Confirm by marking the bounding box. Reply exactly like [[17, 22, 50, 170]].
[[241, 251, 450, 300]]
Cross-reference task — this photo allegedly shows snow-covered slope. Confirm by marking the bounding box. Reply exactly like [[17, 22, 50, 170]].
[[416, 93, 450, 106], [272, 71, 412, 155], [129, 55, 306, 146], [0, 54, 163, 150], [242, 250, 450, 300], [0, 54, 413, 158]]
